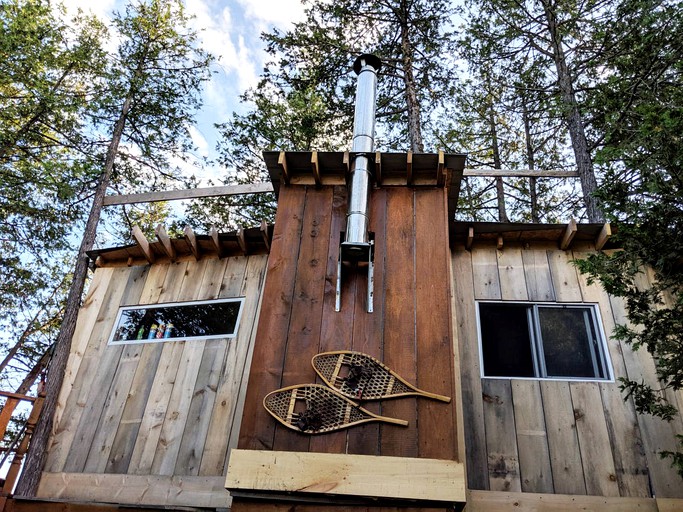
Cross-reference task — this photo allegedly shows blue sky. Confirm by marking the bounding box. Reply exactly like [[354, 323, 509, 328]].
[[62, 0, 307, 183]]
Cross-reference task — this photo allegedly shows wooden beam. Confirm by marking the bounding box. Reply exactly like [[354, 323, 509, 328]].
[[183, 225, 200, 260], [375, 151, 382, 185], [406, 151, 413, 185], [466, 490, 663, 512], [237, 228, 248, 255], [260, 220, 271, 251], [466, 226, 474, 251], [497, 234, 504, 251], [0, 390, 37, 402], [225, 449, 465, 503], [36, 472, 229, 509], [209, 226, 225, 258], [102, 182, 274, 206], [343, 151, 350, 175], [559, 217, 578, 250], [436, 150, 445, 187], [155, 224, 176, 261], [310, 151, 321, 187], [595, 222, 612, 250], [278, 151, 290, 184], [463, 168, 579, 178], [131, 225, 155, 264]]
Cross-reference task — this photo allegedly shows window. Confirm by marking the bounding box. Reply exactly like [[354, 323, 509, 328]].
[[477, 302, 612, 381], [109, 298, 244, 345]]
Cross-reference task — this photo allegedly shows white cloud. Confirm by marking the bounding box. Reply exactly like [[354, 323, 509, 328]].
[[235, 0, 305, 29]]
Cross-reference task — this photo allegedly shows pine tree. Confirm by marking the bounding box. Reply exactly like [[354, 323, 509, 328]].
[[16, 0, 212, 495]]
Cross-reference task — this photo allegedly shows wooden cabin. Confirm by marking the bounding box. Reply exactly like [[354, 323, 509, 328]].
[[16, 147, 682, 512]]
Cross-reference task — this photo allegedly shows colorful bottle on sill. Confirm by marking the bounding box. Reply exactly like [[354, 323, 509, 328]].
[[164, 323, 174, 338], [148, 324, 158, 339], [136, 326, 145, 340], [156, 323, 165, 338]]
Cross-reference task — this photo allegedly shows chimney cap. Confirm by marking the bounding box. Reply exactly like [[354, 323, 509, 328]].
[[353, 54, 382, 75]]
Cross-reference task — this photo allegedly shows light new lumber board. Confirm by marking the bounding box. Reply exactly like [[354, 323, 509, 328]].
[[225, 449, 465, 503], [466, 490, 659, 512], [36, 472, 229, 509]]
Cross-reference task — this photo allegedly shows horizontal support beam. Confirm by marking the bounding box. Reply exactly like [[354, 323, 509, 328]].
[[226, 449, 465, 504], [466, 490, 679, 512], [463, 168, 579, 178], [0, 390, 37, 402], [102, 183, 274, 206]]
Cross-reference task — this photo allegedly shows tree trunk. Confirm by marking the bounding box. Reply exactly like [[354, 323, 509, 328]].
[[488, 96, 509, 223], [400, 15, 424, 152], [521, 93, 540, 223], [14, 95, 132, 497], [540, 0, 603, 222]]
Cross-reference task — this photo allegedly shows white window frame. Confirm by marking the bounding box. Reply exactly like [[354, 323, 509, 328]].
[[476, 301, 614, 382], [108, 297, 245, 346]]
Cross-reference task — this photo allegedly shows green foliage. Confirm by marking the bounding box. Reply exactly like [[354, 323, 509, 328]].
[[573, 0, 683, 478]]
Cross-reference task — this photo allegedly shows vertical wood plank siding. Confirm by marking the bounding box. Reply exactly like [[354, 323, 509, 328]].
[[452, 243, 682, 499], [39, 253, 268, 508], [236, 185, 459, 466]]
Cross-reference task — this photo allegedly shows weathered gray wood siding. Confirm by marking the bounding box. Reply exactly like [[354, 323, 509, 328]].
[[452, 242, 683, 499], [36, 255, 268, 509]]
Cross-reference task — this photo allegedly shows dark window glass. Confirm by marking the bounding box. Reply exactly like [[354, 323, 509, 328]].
[[478, 302, 610, 380], [480, 303, 535, 377], [538, 307, 603, 378], [110, 299, 243, 344]]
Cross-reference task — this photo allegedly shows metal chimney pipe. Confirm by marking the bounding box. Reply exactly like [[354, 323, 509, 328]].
[[344, 54, 381, 251]]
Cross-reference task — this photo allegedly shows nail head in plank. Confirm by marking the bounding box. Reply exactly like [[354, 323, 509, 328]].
[[278, 151, 290, 185], [132, 225, 155, 264], [559, 218, 578, 250], [184, 225, 201, 260], [310, 151, 321, 187], [155, 224, 177, 261], [595, 222, 612, 251]]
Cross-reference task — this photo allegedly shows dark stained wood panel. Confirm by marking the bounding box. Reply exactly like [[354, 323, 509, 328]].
[[380, 188, 418, 458], [237, 186, 306, 451], [415, 189, 457, 460], [348, 187, 388, 456], [273, 187, 334, 453]]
